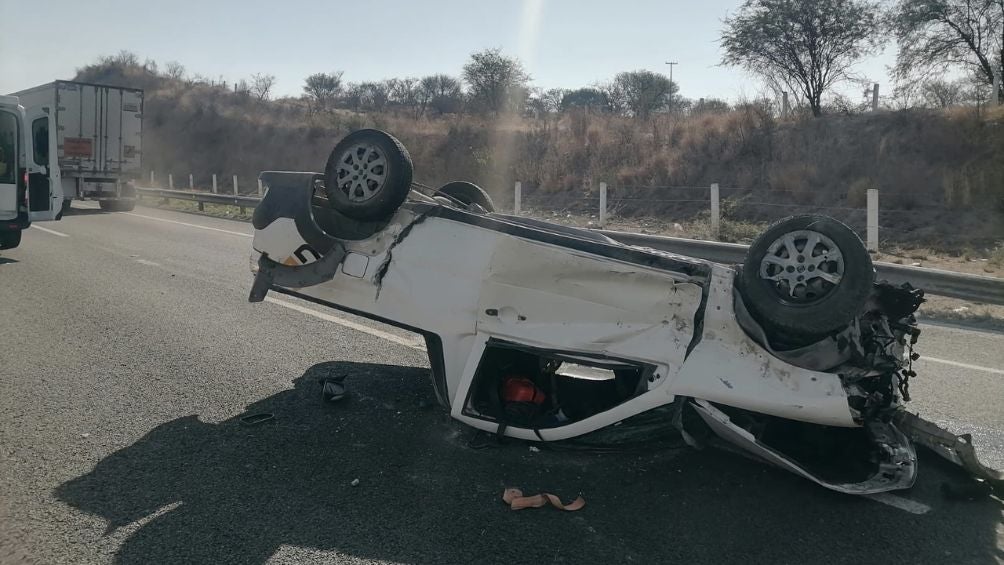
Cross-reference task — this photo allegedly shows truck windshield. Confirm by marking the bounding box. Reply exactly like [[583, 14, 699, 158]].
[[0, 111, 17, 185]]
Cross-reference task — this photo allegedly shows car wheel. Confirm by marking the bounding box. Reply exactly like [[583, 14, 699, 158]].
[[114, 199, 136, 212], [437, 181, 495, 213], [0, 230, 22, 250], [740, 215, 874, 339], [323, 129, 413, 221]]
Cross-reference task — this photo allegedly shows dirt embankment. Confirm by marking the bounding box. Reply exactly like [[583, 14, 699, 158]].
[[78, 63, 1004, 254]]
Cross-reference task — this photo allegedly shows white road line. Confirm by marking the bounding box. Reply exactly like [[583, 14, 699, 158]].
[[920, 356, 1004, 376], [30, 225, 69, 237], [264, 296, 425, 350], [135, 259, 160, 267], [121, 212, 252, 238], [864, 493, 931, 515]]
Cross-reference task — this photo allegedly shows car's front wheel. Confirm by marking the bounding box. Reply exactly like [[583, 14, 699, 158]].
[[740, 215, 874, 340]]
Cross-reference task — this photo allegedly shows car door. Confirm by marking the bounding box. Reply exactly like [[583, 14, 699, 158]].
[[0, 99, 23, 223], [26, 110, 63, 221]]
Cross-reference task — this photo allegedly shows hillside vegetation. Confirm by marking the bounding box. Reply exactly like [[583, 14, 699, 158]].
[[75, 58, 1004, 249]]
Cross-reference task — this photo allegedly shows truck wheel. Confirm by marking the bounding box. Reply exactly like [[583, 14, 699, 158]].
[[323, 129, 413, 221], [0, 230, 22, 250], [739, 215, 874, 340], [437, 181, 495, 213]]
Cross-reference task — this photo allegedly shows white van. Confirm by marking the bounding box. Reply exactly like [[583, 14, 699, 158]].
[[0, 95, 64, 250]]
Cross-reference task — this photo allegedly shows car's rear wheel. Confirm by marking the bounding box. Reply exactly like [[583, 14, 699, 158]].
[[437, 181, 495, 213], [0, 230, 22, 250], [323, 129, 413, 221], [740, 215, 874, 339]]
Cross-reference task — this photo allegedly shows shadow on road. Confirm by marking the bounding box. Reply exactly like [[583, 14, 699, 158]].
[[57, 361, 1003, 565], [64, 205, 108, 216]]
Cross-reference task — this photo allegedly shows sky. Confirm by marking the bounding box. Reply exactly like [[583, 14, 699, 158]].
[[0, 0, 897, 102]]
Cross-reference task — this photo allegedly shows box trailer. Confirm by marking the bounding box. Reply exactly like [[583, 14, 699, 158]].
[[11, 80, 142, 212]]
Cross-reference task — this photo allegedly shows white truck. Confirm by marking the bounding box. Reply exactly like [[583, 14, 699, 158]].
[[11, 80, 143, 213], [0, 94, 66, 249]]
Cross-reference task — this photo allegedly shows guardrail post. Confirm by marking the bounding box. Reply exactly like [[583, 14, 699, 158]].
[[168, 174, 174, 190], [257, 178, 264, 197], [212, 174, 218, 194], [189, 174, 194, 190], [867, 188, 879, 252], [233, 175, 239, 195], [514, 181, 522, 215], [599, 182, 607, 228], [150, 170, 155, 185], [710, 183, 720, 239]]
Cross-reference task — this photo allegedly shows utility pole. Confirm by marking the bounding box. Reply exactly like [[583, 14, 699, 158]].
[[665, 61, 678, 113]]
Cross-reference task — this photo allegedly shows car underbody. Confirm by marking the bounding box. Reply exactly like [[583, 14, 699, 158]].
[[247, 131, 1002, 496]]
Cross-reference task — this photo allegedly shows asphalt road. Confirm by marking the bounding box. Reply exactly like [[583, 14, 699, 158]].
[[1, 203, 1002, 565]]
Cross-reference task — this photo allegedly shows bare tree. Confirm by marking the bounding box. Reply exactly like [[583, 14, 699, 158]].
[[888, 0, 1004, 103], [462, 48, 530, 114], [920, 78, 968, 106], [721, 0, 881, 117], [165, 61, 186, 81], [303, 72, 344, 113], [250, 73, 277, 101]]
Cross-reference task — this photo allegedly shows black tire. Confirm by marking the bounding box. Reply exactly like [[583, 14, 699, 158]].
[[323, 129, 413, 221], [99, 199, 136, 212], [61, 198, 73, 215], [0, 230, 22, 250], [114, 199, 136, 212], [437, 181, 495, 212], [740, 215, 874, 339]]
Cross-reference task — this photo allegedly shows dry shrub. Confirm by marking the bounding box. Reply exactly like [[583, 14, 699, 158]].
[[846, 178, 875, 208]]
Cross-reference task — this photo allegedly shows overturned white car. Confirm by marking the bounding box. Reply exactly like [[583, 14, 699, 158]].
[[249, 130, 1001, 495]]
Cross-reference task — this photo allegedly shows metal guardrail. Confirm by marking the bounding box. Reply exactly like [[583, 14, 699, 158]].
[[136, 186, 261, 208], [137, 187, 1004, 305]]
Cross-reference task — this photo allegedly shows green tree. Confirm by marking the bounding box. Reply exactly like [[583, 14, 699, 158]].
[[721, 0, 881, 117], [608, 70, 678, 118], [462, 48, 530, 115], [302, 72, 344, 113], [560, 88, 611, 112], [418, 74, 464, 116], [888, 0, 1003, 104]]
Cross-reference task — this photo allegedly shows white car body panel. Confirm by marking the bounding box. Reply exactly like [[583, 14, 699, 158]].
[[252, 205, 858, 431]]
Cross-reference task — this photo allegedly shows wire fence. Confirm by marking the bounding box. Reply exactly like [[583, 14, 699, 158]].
[[516, 182, 977, 249]]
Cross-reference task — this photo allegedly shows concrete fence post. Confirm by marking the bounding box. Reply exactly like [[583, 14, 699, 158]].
[[599, 182, 608, 228], [168, 174, 174, 190], [710, 183, 720, 239], [233, 175, 239, 195], [150, 170, 155, 185], [212, 174, 218, 193], [514, 181, 522, 215], [257, 178, 264, 197], [189, 174, 194, 190], [994, 68, 1002, 106], [867, 188, 879, 252]]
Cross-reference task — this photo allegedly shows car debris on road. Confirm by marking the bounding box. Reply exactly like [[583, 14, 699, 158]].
[[247, 129, 1002, 496]]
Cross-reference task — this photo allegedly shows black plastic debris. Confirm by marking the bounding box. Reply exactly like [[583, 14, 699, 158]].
[[240, 412, 275, 425], [321, 374, 349, 402]]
